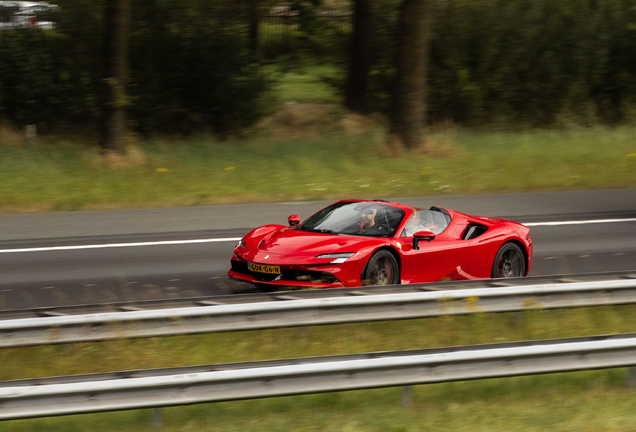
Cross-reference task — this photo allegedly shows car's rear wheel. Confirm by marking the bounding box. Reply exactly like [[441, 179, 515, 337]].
[[491, 243, 526, 278], [362, 250, 400, 286]]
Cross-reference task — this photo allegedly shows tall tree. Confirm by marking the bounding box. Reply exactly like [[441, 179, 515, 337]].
[[248, 0, 261, 63], [101, 0, 130, 154], [243, 0, 282, 63], [388, 0, 435, 150], [345, 0, 375, 113]]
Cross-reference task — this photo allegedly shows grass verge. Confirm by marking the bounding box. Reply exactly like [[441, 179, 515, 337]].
[[0, 124, 635, 214]]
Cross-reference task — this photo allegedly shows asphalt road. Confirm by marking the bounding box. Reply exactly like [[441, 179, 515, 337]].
[[1, 189, 635, 310]]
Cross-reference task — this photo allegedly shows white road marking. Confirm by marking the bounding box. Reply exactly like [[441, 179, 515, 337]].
[[523, 218, 636, 227], [0, 217, 635, 254], [0, 238, 242, 254]]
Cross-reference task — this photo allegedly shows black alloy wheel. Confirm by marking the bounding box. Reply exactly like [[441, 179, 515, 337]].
[[491, 243, 526, 278], [363, 250, 400, 286]]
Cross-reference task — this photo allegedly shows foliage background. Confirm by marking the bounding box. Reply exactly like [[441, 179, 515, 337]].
[[0, 0, 273, 135], [1, 0, 636, 134], [353, 0, 636, 127]]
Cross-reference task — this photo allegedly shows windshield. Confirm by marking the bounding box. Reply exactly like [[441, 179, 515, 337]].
[[298, 202, 406, 238]]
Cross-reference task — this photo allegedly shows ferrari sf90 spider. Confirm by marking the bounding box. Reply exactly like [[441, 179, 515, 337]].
[[228, 199, 532, 290]]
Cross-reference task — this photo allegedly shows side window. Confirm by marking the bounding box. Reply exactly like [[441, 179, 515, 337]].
[[429, 211, 449, 234], [401, 210, 449, 237], [401, 213, 419, 237]]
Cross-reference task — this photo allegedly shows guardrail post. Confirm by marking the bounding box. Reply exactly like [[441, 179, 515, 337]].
[[401, 386, 413, 407], [627, 367, 635, 390], [152, 407, 162, 430]]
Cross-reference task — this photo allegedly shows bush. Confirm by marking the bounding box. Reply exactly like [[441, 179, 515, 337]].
[[0, 29, 85, 130], [0, 0, 273, 136], [427, 0, 636, 126], [128, 0, 273, 135], [348, 0, 636, 127]]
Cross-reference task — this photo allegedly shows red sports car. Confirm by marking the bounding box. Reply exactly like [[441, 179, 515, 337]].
[[228, 199, 532, 289]]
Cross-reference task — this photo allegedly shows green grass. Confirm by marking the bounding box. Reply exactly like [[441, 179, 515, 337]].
[[266, 63, 342, 104], [4, 305, 636, 380], [0, 125, 635, 213], [3, 305, 636, 431], [1, 66, 634, 213]]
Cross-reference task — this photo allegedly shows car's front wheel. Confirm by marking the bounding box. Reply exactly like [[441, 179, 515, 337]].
[[362, 250, 400, 286], [491, 243, 526, 278]]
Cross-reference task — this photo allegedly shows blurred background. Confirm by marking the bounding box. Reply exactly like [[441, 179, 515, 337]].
[[1, 0, 635, 137]]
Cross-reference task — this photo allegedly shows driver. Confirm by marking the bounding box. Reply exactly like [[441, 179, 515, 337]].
[[360, 208, 377, 231]]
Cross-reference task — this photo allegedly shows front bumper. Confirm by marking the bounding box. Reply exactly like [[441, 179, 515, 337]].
[[228, 260, 346, 289]]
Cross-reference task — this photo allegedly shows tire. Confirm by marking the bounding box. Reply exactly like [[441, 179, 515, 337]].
[[491, 243, 526, 278], [362, 250, 400, 286]]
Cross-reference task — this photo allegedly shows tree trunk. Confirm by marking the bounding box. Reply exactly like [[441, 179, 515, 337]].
[[345, 0, 374, 114], [101, 0, 130, 154], [249, 0, 261, 64], [388, 0, 435, 151]]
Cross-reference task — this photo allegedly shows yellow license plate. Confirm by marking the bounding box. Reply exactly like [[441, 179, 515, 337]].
[[248, 262, 281, 274]]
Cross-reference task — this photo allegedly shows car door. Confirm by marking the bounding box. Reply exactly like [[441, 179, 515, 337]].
[[397, 221, 469, 283]]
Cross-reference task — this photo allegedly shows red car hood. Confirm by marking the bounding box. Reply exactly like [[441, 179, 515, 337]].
[[256, 228, 370, 256]]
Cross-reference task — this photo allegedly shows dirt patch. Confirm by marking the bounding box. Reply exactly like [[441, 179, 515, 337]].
[[94, 145, 148, 169], [0, 122, 26, 146], [255, 102, 386, 139], [255, 102, 340, 138]]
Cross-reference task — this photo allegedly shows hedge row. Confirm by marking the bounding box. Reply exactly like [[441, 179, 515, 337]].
[[1, 0, 635, 133], [0, 0, 272, 135], [362, 0, 636, 126]]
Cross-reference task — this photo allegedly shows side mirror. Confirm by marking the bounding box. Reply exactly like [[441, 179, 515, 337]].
[[288, 215, 300, 226], [413, 230, 436, 250]]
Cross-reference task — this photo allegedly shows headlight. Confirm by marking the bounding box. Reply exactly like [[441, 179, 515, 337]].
[[235, 238, 245, 249], [315, 252, 355, 264]]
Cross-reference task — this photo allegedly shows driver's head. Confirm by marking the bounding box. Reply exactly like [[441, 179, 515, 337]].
[[362, 208, 376, 223]]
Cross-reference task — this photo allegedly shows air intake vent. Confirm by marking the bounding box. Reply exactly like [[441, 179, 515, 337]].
[[463, 223, 488, 240]]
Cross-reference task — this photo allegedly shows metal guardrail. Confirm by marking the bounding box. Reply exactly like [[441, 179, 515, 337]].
[[2, 277, 636, 348], [4, 271, 635, 320], [2, 333, 636, 420]]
